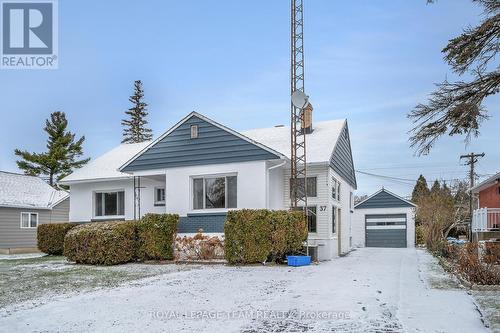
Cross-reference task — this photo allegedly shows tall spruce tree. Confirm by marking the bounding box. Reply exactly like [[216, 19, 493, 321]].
[[15, 111, 89, 187], [411, 175, 430, 204], [121, 80, 153, 143]]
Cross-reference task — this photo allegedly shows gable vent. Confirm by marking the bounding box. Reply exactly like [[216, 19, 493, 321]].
[[190, 125, 198, 139]]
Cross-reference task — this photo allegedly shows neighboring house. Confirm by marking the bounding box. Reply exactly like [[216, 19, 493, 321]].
[[0, 171, 69, 254], [352, 188, 416, 248], [471, 172, 500, 240], [60, 111, 357, 260]]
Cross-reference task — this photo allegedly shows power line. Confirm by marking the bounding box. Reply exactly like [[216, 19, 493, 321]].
[[357, 165, 457, 171], [355, 170, 415, 182], [355, 169, 478, 185]]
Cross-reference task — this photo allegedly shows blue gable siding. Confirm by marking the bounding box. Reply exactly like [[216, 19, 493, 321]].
[[122, 115, 280, 172], [356, 190, 414, 209], [330, 123, 357, 189], [178, 213, 226, 233]]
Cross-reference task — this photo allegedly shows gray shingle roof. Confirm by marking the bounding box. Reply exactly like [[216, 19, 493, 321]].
[[0, 171, 69, 209]]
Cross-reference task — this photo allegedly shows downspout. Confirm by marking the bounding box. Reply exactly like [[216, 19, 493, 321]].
[[266, 160, 287, 209]]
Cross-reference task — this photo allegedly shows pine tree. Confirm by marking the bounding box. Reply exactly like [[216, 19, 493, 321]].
[[15, 111, 90, 187], [121, 80, 153, 143], [409, 1, 499, 155], [411, 175, 430, 204]]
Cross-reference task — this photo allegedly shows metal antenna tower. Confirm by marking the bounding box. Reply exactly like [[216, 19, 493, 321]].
[[290, 0, 308, 211]]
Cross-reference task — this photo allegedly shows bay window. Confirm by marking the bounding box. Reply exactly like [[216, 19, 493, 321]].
[[193, 175, 237, 210]]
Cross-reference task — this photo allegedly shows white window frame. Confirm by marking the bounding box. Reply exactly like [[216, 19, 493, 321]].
[[190, 125, 198, 139], [290, 176, 318, 198], [191, 173, 237, 212], [154, 187, 166, 206], [331, 177, 340, 202], [298, 205, 317, 234], [331, 205, 336, 235], [93, 189, 125, 219], [20, 212, 38, 229]]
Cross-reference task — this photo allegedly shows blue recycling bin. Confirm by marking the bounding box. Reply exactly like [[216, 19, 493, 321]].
[[287, 255, 311, 267]]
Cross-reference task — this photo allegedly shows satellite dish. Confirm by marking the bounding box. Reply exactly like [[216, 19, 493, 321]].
[[291, 90, 309, 109]]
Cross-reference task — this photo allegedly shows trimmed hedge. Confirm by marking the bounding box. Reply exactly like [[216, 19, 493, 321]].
[[225, 210, 273, 264], [37, 223, 76, 255], [64, 221, 137, 265], [224, 209, 307, 264], [137, 213, 178, 260], [271, 210, 308, 260]]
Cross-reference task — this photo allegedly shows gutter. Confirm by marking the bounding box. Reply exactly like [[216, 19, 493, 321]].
[[59, 176, 134, 185], [0, 204, 52, 210]]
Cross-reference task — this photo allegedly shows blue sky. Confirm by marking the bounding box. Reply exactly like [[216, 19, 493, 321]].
[[0, 0, 498, 196]]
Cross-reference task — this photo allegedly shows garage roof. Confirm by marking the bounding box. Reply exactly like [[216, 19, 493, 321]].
[[355, 188, 416, 209]]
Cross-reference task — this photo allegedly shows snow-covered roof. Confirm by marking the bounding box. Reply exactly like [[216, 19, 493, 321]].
[[242, 119, 346, 164], [61, 117, 347, 183], [61, 141, 150, 183], [470, 171, 500, 193], [0, 171, 69, 209]]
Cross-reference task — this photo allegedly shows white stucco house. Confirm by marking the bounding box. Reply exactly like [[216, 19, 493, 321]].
[[352, 188, 416, 248], [60, 112, 357, 260]]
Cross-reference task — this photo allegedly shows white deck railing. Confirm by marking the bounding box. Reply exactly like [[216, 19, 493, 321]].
[[472, 208, 500, 231]]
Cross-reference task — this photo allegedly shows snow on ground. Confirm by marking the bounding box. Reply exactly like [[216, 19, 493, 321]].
[[0, 248, 490, 333], [0, 253, 45, 260], [0, 256, 194, 311]]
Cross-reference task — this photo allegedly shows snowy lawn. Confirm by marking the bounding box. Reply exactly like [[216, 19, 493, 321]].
[[0, 255, 194, 311], [0, 248, 495, 333]]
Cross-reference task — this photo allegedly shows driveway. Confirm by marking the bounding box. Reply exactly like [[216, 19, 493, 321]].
[[0, 248, 489, 332]]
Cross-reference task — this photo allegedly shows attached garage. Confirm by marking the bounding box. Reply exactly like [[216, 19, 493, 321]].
[[352, 189, 416, 248]]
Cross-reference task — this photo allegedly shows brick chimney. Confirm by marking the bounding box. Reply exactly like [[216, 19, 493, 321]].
[[301, 103, 313, 134]]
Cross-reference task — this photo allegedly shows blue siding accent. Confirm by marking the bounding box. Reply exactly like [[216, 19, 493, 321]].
[[330, 123, 357, 189], [178, 213, 226, 233], [122, 115, 280, 172], [356, 190, 414, 209]]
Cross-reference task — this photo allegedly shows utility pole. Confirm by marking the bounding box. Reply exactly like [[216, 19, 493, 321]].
[[460, 152, 485, 240]]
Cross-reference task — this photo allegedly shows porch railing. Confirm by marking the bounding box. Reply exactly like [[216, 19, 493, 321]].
[[472, 208, 500, 231]]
